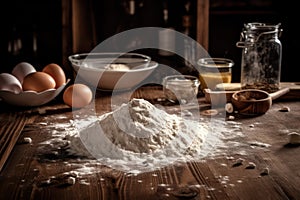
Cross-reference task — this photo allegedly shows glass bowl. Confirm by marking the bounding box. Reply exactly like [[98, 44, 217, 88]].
[[68, 52, 157, 91], [162, 75, 200, 104]]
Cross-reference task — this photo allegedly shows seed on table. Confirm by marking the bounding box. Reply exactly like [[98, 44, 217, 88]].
[[232, 158, 244, 167], [288, 132, 300, 145], [225, 103, 234, 113], [23, 137, 32, 144], [260, 167, 270, 176], [201, 109, 218, 116], [245, 162, 256, 169], [228, 115, 235, 120], [279, 106, 290, 112]]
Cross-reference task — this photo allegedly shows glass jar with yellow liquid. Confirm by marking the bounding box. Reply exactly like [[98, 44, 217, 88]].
[[197, 58, 234, 91]]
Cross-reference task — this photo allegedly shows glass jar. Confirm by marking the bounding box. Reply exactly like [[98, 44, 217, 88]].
[[162, 75, 200, 104], [197, 58, 234, 91], [236, 23, 282, 93]]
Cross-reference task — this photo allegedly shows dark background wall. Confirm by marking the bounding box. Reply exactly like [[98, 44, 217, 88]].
[[208, 0, 299, 83], [1, 0, 299, 82], [1, 0, 62, 72]]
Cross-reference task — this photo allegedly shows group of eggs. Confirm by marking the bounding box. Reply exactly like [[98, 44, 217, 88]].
[[0, 62, 93, 108], [0, 62, 66, 93]]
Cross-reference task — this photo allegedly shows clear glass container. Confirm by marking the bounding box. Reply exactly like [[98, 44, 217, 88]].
[[197, 58, 234, 91], [236, 22, 282, 93], [162, 75, 200, 104]]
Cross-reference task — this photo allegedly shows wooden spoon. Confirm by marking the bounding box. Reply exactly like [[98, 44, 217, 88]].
[[231, 87, 290, 116]]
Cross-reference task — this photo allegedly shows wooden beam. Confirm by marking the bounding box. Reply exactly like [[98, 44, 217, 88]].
[[197, 0, 209, 51]]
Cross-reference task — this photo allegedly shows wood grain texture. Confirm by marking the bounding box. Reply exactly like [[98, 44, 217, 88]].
[[0, 112, 29, 172], [197, 0, 209, 51], [0, 86, 300, 200]]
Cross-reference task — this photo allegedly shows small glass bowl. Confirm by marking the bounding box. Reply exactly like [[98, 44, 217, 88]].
[[162, 75, 200, 104]]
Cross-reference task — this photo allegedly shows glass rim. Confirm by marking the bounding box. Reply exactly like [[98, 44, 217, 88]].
[[197, 58, 234, 69], [163, 75, 200, 86]]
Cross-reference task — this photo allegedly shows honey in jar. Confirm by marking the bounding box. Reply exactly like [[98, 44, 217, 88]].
[[197, 58, 234, 91]]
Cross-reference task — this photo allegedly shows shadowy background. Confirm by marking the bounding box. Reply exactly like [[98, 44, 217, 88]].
[[1, 0, 299, 82]]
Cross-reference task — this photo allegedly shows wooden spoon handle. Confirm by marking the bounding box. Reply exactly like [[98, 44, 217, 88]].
[[269, 87, 290, 100]]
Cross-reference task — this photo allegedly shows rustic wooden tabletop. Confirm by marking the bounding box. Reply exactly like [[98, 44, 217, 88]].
[[0, 85, 300, 200]]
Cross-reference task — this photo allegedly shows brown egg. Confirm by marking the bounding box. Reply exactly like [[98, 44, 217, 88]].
[[42, 63, 66, 88], [22, 72, 56, 92], [63, 83, 93, 108]]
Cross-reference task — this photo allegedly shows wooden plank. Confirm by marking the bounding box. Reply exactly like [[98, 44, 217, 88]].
[[197, 0, 209, 51], [204, 82, 300, 103], [61, 0, 74, 76], [0, 86, 300, 199], [280, 82, 300, 100], [0, 112, 28, 172]]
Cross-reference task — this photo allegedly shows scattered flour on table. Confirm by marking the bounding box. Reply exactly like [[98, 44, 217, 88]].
[[38, 98, 248, 173]]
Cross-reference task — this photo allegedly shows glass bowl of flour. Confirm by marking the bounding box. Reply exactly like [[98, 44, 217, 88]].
[[69, 52, 158, 91]]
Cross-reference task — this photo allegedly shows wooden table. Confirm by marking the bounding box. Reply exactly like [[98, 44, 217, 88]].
[[0, 85, 300, 200]]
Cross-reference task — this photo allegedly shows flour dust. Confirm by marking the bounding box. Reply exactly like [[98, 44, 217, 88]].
[[37, 98, 249, 174]]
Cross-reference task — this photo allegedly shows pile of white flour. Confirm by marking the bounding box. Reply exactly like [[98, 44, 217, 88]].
[[66, 98, 209, 172], [96, 98, 207, 153], [38, 98, 246, 173]]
